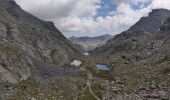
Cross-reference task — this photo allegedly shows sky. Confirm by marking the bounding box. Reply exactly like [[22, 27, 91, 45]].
[[14, 0, 170, 37]]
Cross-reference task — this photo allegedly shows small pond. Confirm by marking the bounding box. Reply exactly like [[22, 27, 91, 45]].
[[95, 64, 111, 71]]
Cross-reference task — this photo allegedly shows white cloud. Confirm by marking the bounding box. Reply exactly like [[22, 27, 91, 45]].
[[15, 0, 101, 37], [15, 0, 101, 19], [14, 0, 170, 37], [151, 0, 170, 10], [53, 2, 150, 37], [94, 3, 151, 35]]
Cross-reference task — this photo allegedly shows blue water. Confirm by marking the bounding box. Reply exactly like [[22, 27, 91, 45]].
[[96, 64, 110, 71]]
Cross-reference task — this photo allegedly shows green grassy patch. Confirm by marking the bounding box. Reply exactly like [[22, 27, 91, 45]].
[[0, 43, 17, 53]]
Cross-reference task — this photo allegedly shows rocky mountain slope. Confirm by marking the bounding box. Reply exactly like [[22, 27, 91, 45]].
[[0, 0, 82, 84], [92, 9, 170, 59], [0, 0, 170, 99], [69, 34, 113, 51], [88, 9, 170, 99]]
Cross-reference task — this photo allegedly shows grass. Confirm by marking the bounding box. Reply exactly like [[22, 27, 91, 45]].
[[124, 77, 141, 92], [93, 70, 113, 80], [149, 55, 168, 66], [10, 78, 57, 100], [77, 80, 102, 100], [0, 43, 17, 53], [9, 76, 89, 100], [3, 50, 169, 99], [85, 56, 168, 93], [113, 57, 125, 64], [50, 49, 60, 65]]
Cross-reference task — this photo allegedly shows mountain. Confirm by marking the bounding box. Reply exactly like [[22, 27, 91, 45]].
[[0, 0, 86, 99], [127, 9, 170, 33], [0, 0, 82, 83], [92, 9, 170, 58], [1, 0, 170, 99], [69, 34, 113, 51], [89, 9, 170, 99]]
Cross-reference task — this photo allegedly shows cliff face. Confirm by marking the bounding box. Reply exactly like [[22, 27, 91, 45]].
[[0, 0, 81, 83], [92, 9, 170, 61]]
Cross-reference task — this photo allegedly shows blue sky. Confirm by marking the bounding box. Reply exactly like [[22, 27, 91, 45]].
[[95, 0, 151, 19], [95, 0, 117, 18], [15, 0, 170, 37], [131, 1, 151, 9]]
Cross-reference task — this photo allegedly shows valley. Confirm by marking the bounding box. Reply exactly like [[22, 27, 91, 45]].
[[0, 0, 169, 100], [69, 34, 113, 51]]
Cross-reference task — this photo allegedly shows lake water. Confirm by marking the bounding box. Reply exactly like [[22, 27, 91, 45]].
[[95, 64, 110, 71]]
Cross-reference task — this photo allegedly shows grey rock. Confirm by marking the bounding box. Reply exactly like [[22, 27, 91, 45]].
[[28, 97, 36, 100]]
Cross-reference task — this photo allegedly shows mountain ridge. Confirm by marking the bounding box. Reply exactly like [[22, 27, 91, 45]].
[[89, 9, 170, 99], [92, 9, 170, 58], [69, 34, 113, 51], [127, 9, 170, 33], [0, 1, 170, 99]]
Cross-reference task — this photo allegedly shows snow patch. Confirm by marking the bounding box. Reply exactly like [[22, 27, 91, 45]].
[[71, 60, 82, 67], [84, 53, 89, 56]]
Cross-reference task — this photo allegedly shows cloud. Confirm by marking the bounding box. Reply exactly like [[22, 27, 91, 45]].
[[151, 0, 170, 9], [94, 3, 150, 35], [14, 0, 170, 37], [15, 0, 102, 37], [114, 0, 147, 4], [15, 0, 101, 19]]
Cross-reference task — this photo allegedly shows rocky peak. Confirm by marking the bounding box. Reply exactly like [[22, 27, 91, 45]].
[[0, 0, 63, 37], [0, 0, 18, 8], [92, 9, 170, 57], [149, 9, 170, 16], [127, 9, 170, 33]]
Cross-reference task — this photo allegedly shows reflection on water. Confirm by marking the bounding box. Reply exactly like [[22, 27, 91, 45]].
[[95, 64, 110, 71]]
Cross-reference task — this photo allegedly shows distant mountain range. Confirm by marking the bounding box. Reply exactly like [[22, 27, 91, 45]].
[[69, 34, 113, 51]]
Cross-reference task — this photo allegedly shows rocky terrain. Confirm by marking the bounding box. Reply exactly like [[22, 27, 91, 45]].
[[0, 0, 170, 100], [89, 8, 170, 99], [0, 0, 85, 99], [69, 34, 113, 51], [92, 9, 170, 57]]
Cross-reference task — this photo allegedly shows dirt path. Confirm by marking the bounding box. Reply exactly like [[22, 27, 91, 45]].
[[87, 72, 101, 100], [67, 72, 101, 100]]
